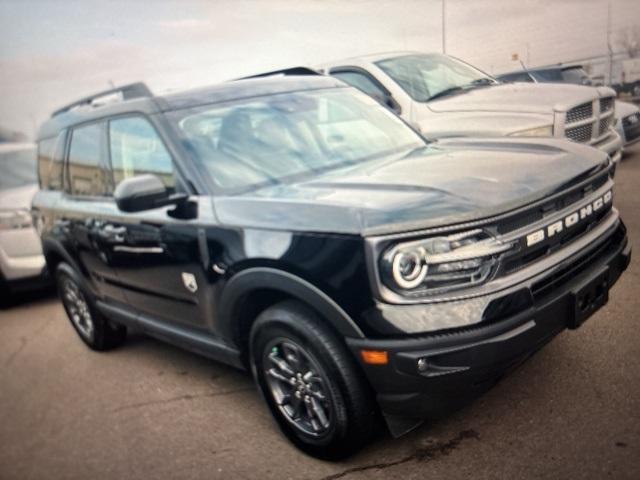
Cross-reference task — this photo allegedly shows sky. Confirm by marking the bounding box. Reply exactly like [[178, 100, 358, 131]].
[[1, 0, 639, 138]]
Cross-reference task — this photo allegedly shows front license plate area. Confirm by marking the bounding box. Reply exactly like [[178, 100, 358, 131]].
[[569, 267, 610, 329]]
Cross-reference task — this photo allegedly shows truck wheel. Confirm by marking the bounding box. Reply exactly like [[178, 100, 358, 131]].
[[250, 300, 377, 459], [55, 263, 126, 351]]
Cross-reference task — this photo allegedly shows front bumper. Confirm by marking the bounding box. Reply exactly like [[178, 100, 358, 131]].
[[348, 220, 630, 420]]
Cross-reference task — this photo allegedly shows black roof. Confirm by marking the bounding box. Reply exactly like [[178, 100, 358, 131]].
[[37, 75, 345, 140]]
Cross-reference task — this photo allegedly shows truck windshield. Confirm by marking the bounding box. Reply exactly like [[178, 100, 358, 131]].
[[0, 146, 37, 191], [376, 54, 495, 102], [170, 88, 425, 193]]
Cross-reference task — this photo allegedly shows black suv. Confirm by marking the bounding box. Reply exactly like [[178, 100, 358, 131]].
[[33, 74, 630, 459]]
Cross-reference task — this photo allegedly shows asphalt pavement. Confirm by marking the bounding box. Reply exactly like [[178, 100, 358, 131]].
[[1, 144, 640, 480]]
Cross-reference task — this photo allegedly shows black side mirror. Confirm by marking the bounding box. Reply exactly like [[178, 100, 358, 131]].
[[114, 174, 187, 213]]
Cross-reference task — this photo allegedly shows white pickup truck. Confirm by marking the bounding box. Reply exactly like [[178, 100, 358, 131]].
[[318, 52, 623, 163]]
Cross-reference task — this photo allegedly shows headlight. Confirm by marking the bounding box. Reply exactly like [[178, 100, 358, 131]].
[[0, 209, 33, 230], [508, 125, 554, 137], [381, 229, 515, 295]]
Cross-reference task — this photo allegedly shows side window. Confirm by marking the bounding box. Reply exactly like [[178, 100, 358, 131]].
[[332, 70, 388, 100], [37, 131, 65, 190], [67, 123, 110, 197], [109, 117, 175, 189]]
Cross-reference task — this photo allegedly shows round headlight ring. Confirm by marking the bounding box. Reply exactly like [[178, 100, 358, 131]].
[[392, 250, 428, 289]]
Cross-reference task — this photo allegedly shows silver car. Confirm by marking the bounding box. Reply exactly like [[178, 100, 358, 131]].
[[0, 143, 47, 300], [318, 52, 623, 163]]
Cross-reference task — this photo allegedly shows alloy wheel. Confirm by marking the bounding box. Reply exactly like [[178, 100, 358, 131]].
[[263, 338, 334, 437], [61, 278, 95, 341]]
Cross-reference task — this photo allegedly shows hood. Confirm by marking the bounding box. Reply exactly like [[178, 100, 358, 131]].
[[0, 184, 38, 210], [615, 100, 640, 118], [214, 139, 608, 236], [427, 83, 611, 114]]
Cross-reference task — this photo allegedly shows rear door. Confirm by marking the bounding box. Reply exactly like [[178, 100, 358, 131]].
[[55, 121, 128, 303]]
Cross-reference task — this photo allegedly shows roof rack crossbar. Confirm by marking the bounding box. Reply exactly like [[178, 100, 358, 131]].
[[51, 82, 153, 118], [235, 67, 321, 80]]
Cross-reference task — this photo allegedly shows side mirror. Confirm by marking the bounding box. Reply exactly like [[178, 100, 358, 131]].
[[114, 174, 187, 213]]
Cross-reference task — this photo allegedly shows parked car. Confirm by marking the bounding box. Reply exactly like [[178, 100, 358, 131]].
[[497, 65, 640, 148], [33, 77, 630, 458], [0, 143, 48, 301], [317, 52, 623, 163]]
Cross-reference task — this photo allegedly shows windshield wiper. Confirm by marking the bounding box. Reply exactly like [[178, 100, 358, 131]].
[[427, 77, 496, 101], [427, 86, 464, 101]]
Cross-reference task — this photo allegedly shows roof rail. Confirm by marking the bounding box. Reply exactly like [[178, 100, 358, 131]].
[[235, 67, 321, 80], [51, 82, 153, 118]]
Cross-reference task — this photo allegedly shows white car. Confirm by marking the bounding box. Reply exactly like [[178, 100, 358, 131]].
[[614, 100, 640, 149], [318, 52, 623, 163], [0, 143, 48, 300]]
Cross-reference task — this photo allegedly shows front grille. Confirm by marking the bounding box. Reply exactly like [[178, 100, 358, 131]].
[[502, 203, 613, 275], [566, 102, 593, 124], [531, 222, 625, 301], [600, 97, 614, 113], [566, 123, 593, 142], [622, 112, 640, 128], [495, 170, 610, 235], [598, 116, 613, 136], [622, 113, 640, 142]]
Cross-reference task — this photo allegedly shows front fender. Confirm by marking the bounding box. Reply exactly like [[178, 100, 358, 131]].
[[217, 267, 365, 341]]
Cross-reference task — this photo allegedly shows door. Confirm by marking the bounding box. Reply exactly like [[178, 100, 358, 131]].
[[101, 115, 206, 329], [59, 121, 128, 303]]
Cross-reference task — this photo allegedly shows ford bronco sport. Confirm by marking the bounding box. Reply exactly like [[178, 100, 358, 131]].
[[33, 75, 630, 459]]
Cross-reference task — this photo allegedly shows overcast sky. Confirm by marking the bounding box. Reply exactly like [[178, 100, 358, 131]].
[[1, 0, 639, 138]]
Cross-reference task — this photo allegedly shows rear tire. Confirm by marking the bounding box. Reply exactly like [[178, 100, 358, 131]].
[[55, 263, 126, 351], [250, 300, 377, 459]]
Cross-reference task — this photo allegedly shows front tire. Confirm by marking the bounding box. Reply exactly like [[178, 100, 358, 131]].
[[250, 300, 377, 459], [55, 263, 126, 351]]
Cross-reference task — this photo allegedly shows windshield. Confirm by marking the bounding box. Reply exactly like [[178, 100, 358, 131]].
[[170, 88, 425, 193], [0, 146, 37, 191], [375, 54, 494, 102]]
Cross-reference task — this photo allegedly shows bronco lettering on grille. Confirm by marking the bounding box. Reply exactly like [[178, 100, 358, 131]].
[[526, 190, 612, 247]]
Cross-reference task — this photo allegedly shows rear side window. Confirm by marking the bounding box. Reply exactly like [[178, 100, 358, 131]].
[[37, 132, 65, 190], [67, 123, 110, 196], [109, 117, 175, 189]]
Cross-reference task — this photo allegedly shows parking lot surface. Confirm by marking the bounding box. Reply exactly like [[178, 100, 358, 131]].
[[1, 145, 640, 480]]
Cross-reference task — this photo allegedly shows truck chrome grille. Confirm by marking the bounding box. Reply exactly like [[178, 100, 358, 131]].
[[600, 97, 614, 113], [562, 96, 615, 144], [566, 102, 593, 123], [566, 123, 593, 142], [599, 116, 613, 136]]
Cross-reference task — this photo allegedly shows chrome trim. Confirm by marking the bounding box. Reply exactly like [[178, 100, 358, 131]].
[[113, 246, 164, 254]]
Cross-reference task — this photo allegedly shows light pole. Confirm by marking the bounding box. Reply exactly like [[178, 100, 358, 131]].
[[442, 0, 446, 54]]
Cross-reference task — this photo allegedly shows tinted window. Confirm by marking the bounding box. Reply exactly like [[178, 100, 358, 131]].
[[37, 132, 65, 190], [68, 123, 110, 196], [109, 117, 174, 189], [332, 71, 387, 99], [0, 145, 37, 191]]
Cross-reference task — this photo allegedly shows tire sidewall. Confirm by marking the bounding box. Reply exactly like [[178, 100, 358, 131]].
[[250, 303, 373, 458]]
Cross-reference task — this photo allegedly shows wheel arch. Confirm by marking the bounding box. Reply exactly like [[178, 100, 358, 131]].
[[219, 268, 365, 360]]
